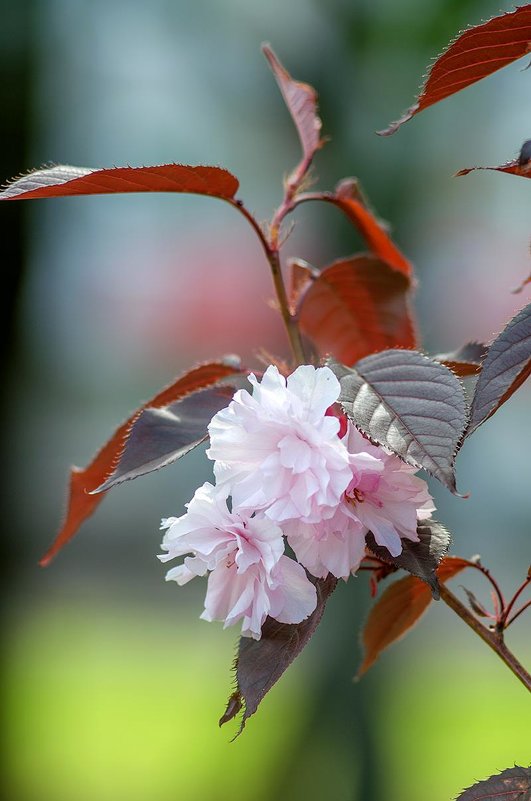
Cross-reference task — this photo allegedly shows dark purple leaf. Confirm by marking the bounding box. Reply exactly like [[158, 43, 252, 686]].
[[456, 765, 531, 801], [220, 575, 337, 735], [329, 351, 468, 493], [467, 303, 531, 436], [366, 520, 451, 598], [40, 359, 243, 566], [95, 385, 242, 492]]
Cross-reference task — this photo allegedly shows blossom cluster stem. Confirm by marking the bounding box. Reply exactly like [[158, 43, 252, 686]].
[[229, 198, 306, 366], [267, 248, 306, 365], [439, 584, 531, 693]]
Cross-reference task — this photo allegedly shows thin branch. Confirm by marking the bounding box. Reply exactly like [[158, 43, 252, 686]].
[[505, 599, 531, 629], [500, 575, 530, 628], [471, 561, 506, 615], [227, 198, 306, 366], [439, 584, 531, 693]]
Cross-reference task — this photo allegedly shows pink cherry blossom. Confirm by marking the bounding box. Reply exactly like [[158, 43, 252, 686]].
[[159, 482, 317, 639], [343, 424, 435, 557], [206, 365, 352, 525], [286, 423, 435, 579]]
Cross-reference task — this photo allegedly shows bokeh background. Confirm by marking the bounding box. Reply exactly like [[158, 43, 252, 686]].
[[2, 1, 530, 799]]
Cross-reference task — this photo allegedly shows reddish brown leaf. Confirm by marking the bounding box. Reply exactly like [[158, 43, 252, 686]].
[[262, 44, 323, 185], [298, 255, 417, 366], [358, 556, 469, 676], [327, 179, 413, 279], [434, 342, 488, 377], [456, 161, 531, 179], [40, 360, 243, 567], [220, 575, 337, 734], [0, 163, 239, 202], [458, 137, 531, 179], [379, 6, 531, 136]]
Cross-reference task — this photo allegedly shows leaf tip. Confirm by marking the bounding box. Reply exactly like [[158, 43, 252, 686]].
[[219, 691, 243, 728], [376, 104, 418, 137]]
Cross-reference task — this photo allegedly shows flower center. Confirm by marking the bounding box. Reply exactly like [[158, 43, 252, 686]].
[[347, 487, 365, 505]]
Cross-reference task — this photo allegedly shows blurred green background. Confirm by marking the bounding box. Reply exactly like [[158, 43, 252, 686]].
[[1, 1, 529, 800]]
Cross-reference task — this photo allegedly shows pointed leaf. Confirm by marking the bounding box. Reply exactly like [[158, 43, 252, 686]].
[[462, 587, 491, 618], [330, 350, 468, 493], [0, 163, 239, 202], [327, 179, 413, 279], [456, 765, 531, 801], [298, 255, 417, 366], [433, 342, 488, 377], [40, 360, 243, 566], [220, 575, 336, 734], [96, 384, 241, 492], [366, 520, 451, 599], [379, 7, 531, 136], [262, 44, 323, 185], [457, 138, 531, 179], [358, 556, 469, 676], [467, 303, 531, 435]]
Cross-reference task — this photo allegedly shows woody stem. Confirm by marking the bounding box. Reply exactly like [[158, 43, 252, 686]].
[[439, 584, 531, 693]]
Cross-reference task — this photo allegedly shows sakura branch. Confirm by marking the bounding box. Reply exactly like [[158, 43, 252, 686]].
[[1, 23, 530, 756]]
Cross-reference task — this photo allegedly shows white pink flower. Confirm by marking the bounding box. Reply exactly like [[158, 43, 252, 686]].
[[159, 363, 435, 638], [206, 365, 352, 524], [286, 423, 435, 579], [159, 482, 317, 639], [343, 424, 435, 557]]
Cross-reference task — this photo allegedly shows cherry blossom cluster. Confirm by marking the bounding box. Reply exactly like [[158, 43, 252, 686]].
[[159, 365, 434, 639]]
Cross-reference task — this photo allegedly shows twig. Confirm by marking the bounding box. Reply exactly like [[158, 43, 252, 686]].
[[439, 584, 531, 693], [228, 199, 306, 365]]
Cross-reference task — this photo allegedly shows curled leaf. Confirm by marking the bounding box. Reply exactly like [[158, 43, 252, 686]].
[[0, 163, 239, 202], [325, 179, 413, 279], [467, 303, 531, 436], [366, 520, 451, 599], [379, 7, 531, 136], [40, 360, 244, 566], [220, 575, 336, 735], [433, 342, 488, 377], [297, 255, 417, 365], [262, 44, 323, 187], [358, 556, 469, 676], [330, 350, 468, 493]]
